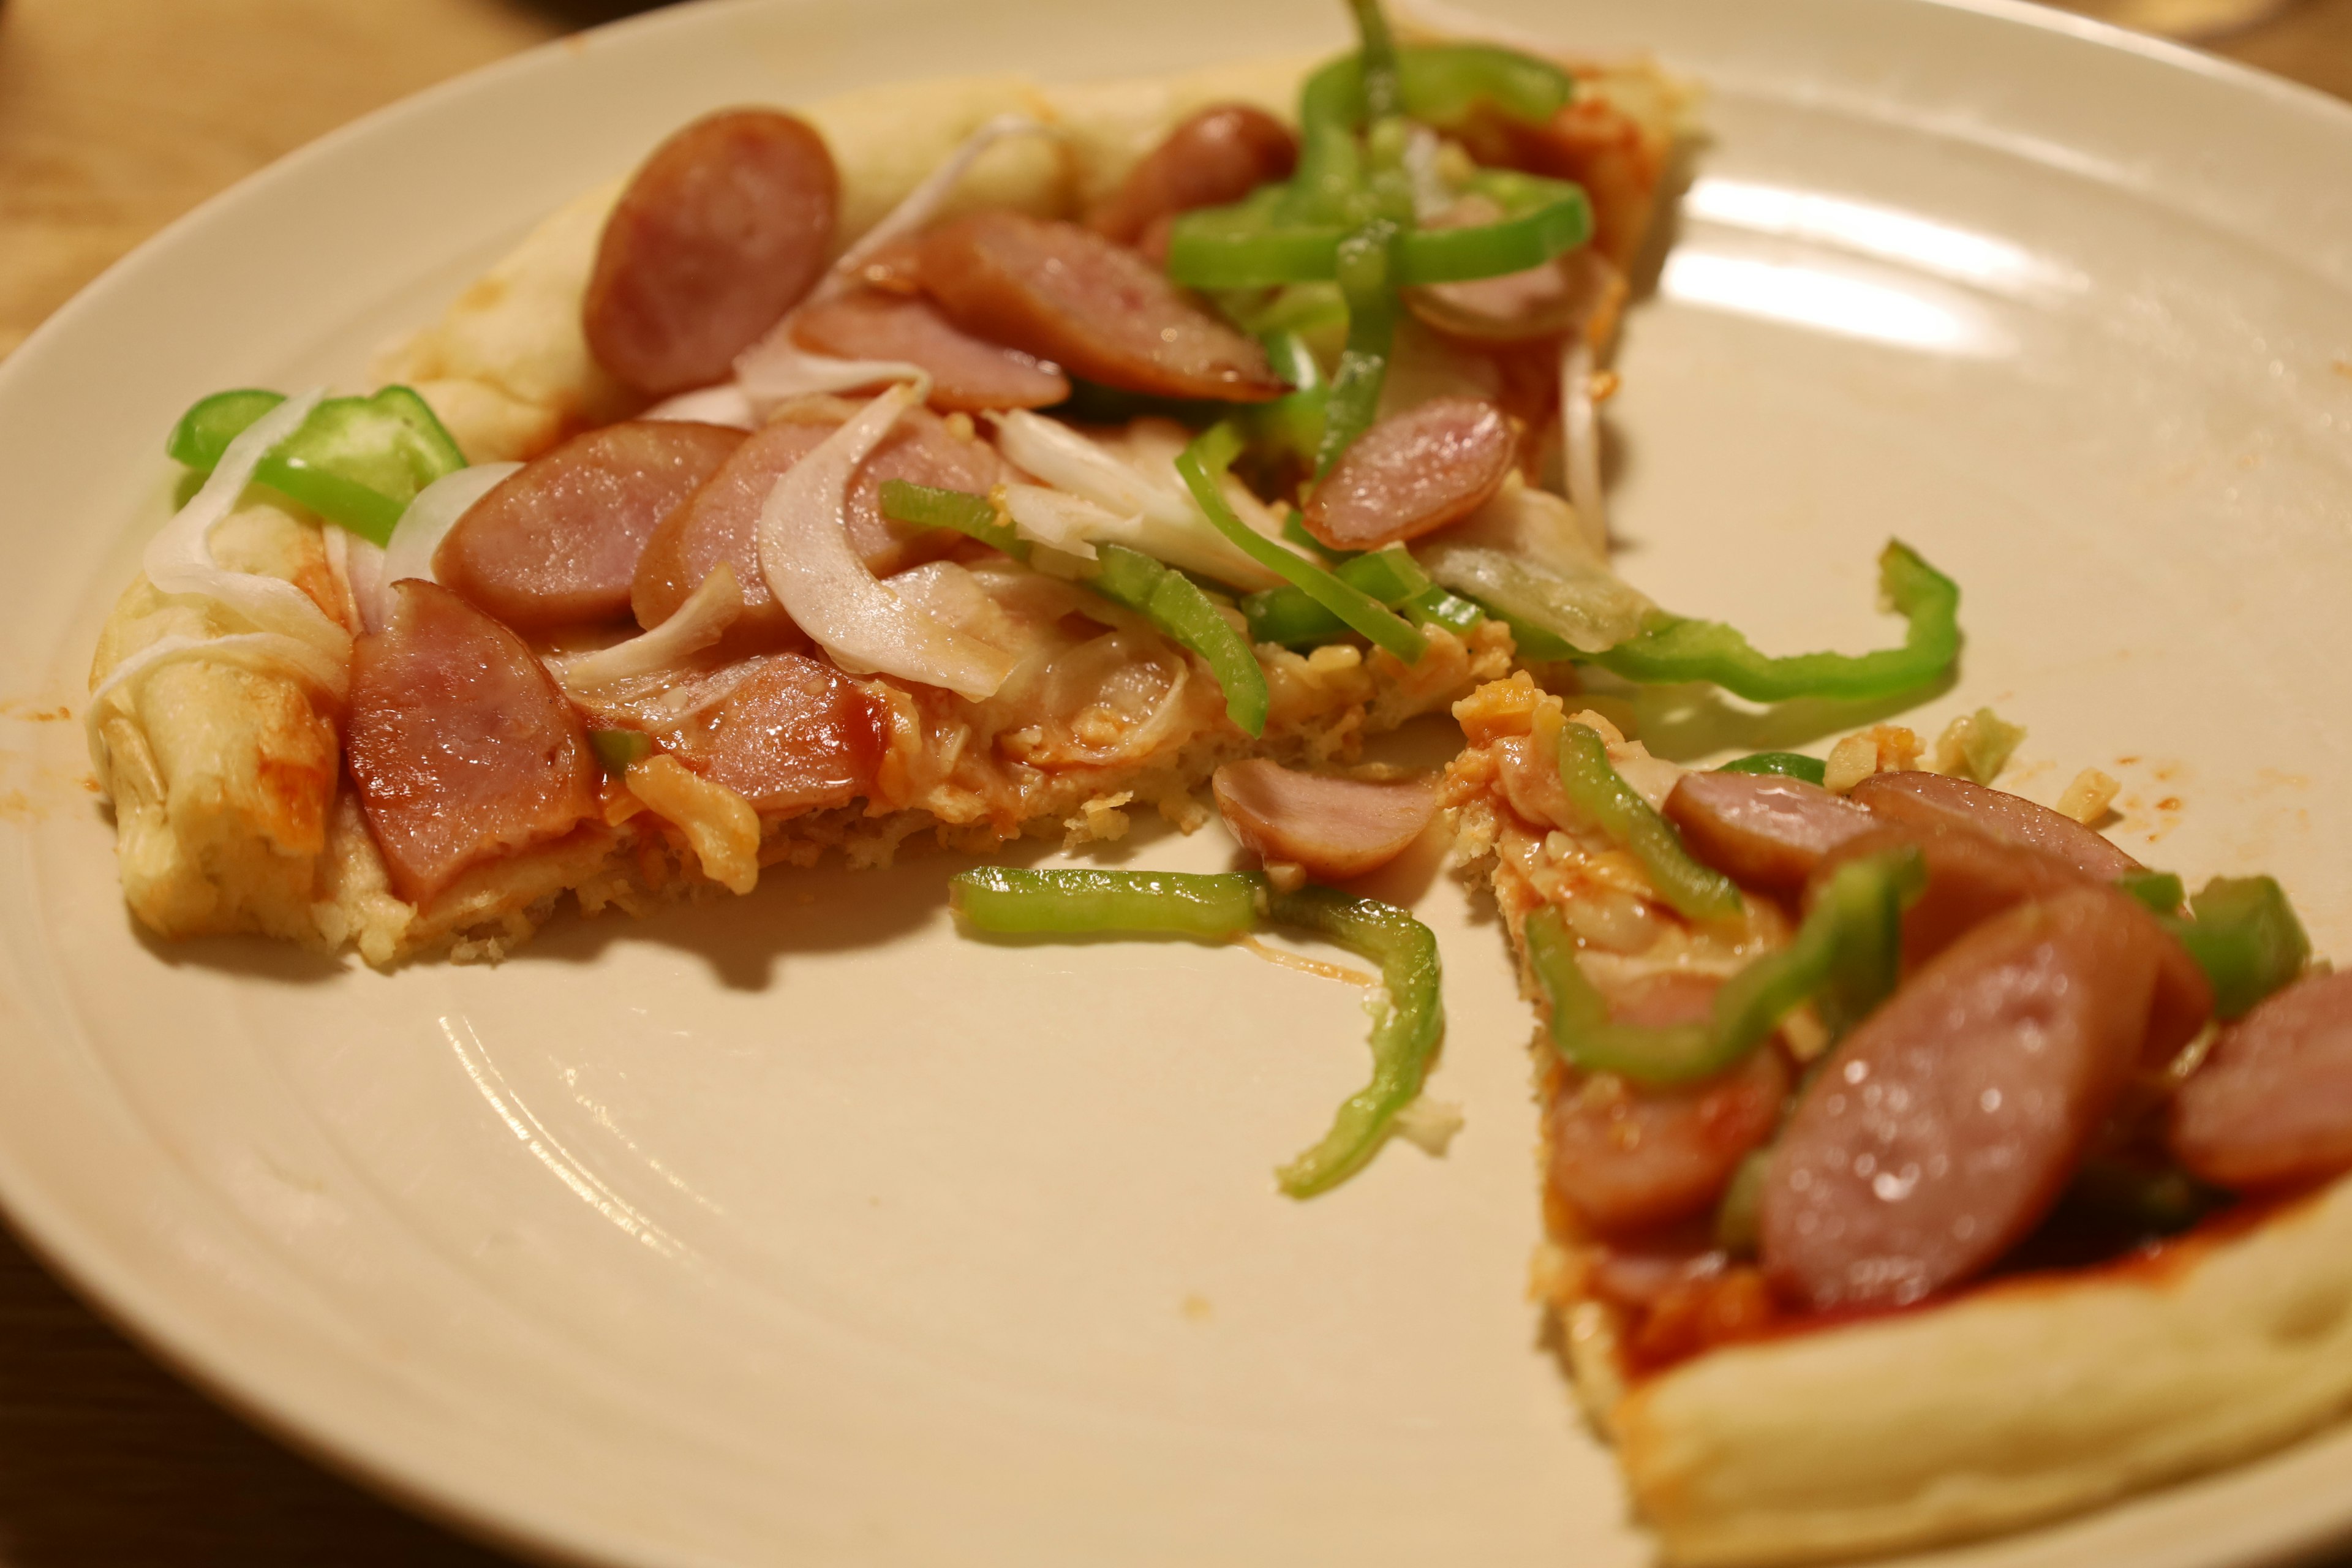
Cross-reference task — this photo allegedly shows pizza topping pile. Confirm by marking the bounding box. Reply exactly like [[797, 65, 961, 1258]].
[[1445, 676, 2344, 1368]]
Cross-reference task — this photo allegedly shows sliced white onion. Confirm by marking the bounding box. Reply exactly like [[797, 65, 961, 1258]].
[[1000, 484, 1108, 562], [644, 384, 758, 429], [756, 380, 1016, 701], [987, 411, 1286, 590], [380, 461, 519, 589], [549, 564, 742, 691], [1415, 482, 1654, 654], [1036, 631, 1194, 765], [734, 344, 931, 417], [144, 388, 349, 662], [86, 631, 350, 793], [325, 527, 389, 636], [1559, 333, 1607, 555], [827, 113, 1056, 295]]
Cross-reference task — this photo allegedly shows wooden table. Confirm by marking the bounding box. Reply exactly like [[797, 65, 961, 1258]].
[[3, 0, 2350, 1561]]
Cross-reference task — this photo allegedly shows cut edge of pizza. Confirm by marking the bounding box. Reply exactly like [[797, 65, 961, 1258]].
[[1440, 673, 2352, 1566]]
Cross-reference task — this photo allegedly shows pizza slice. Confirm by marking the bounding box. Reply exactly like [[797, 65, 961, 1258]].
[[1444, 674, 2352, 1564], [85, 15, 1694, 966]]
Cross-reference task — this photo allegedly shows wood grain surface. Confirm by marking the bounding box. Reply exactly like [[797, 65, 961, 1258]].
[[3, 0, 2351, 1562]]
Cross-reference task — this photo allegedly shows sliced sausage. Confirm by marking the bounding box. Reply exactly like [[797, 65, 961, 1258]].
[[1549, 973, 1787, 1236], [435, 421, 745, 633], [1085, 103, 1299, 247], [915, 211, 1286, 402], [790, 291, 1070, 412], [1814, 823, 2211, 1063], [1663, 771, 1876, 895], [1212, 760, 1438, 881], [584, 109, 839, 396], [650, 652, 887, 815], [346, 579, 599, 905], [1851, 771, 2141, 880], [631, 404, 1002, 654], [2171, 969, 2352, 1191], [1300, 398, 1515, 550], [1760, 886, 2166, 1309]]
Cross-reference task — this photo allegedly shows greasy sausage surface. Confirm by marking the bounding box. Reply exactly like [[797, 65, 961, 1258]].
[[1852, 771, 2141, 880], [584, 109, 839, 397], [790, 291, 1070, 412], [2171, 969, 2352, 1191], [651, 652, 887, 816], [437, 421, 744, 633], [1549, 973, 1787, 1236], [1761, 886, 2165, 1309], [631, 404, 1001, 654], [916, 211, 1285, 402], [345, 580, 598, 905], [1211, 760, 1438, 882], [1301, 397, 1516, 550], [1086, 103, 1298, 246], [1664, 771, 1875, 895]]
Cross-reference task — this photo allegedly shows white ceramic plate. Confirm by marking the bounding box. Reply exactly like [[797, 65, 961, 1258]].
[[4, 1, 2352, 1563]]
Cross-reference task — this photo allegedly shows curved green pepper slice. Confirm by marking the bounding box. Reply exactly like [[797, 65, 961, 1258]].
[[2158, 875, 2310, 1020], [1553, 716, 1741, 922], [167, 385, 468, 546], [1527, 847, 1922, 1085], [1087, 543, 1272, 736], [1718, 752, 1830, 786]]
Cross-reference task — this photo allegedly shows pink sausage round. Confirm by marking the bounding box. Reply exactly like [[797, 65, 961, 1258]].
[[584, 109, 839, 397], [435, 420, 745, 633], [650, 652, 888, 816], [1086, 103, 1299, 247], [630, 404, 1002, 654], [1211, 760, 1438, 882], [1663, 771, 1876, 895], [2171, 969, 2352, 1191], [345, 580, 598, 906], [1850, 771, 2141, 880], [1761, 885, 2165, 1310], [916, 211, 1285, 402], [1548, 973, 1789, 1237], [790, 290, 1071, 412], [1300, 397, 1516, 551]]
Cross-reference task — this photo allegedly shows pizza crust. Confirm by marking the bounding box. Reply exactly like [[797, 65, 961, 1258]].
[[1585, 1172, 2352, 1566]]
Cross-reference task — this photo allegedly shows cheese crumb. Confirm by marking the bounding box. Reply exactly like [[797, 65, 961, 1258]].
[[1266, 860, 1308, 892], [2054, 767, 2121, 824], [1392, 1096, 1465, 1156], [1823, 724, 1923, 794], [1930, 707, 2026, 784], [625, 755, 760, 895]]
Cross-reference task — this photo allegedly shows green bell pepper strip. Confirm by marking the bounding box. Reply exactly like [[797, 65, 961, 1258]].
[[1242, 546, 1485, 645], [952, 866, 1266, 940], [2159, 875, 2310, 1020], [1585, 541, 1961, 703], [1526, 847, 1923, 1085], [1262, 882, 1444, 1197], [1245, 331, 1330, 472], [1086, 543, 1272, 736], [1314, 220, 1402, 473], [588, 728, 652, 777], [1176, 424, 1427, 663], [1715, 1150, 1770, 1256], [946, 867, 1445, 1197], [166, 385, 469, 547], [878, 478, 1027, 559], [2114, 870, 2187, 917], [1555, 718, 1742, 922], [1718, 752, 1829, 786], [1166, 177, 1591, 292]]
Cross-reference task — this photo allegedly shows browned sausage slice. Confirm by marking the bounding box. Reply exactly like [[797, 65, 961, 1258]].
[[345, 579, 599, 905], [1549, 973, 1788, 1236], [651, 652, 887, 816], [790, 291, 1071, 412], [1761, 886, 2165, 1309], [1812, 823, 2211, 1063], [1211, 760, 1438, 881], [1086, 103, 1298, 246], [1851, 771, 2141, 880], [435, 421, 745, 633], [584, 109, 839, 396], [916, 211, 1286, 402], [631, 404, 1002, 653], [2171, 970, 2352, 1191], [1663, 771, 1876, 895], [1300, 398, 1515, 551]]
